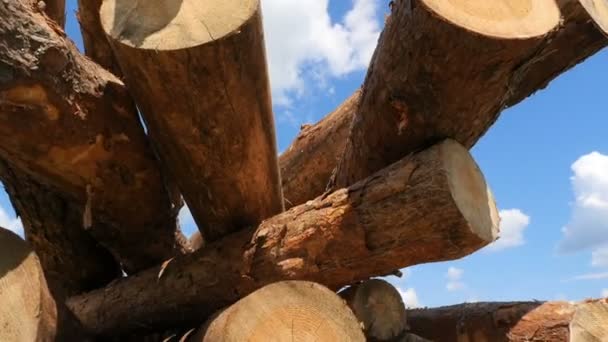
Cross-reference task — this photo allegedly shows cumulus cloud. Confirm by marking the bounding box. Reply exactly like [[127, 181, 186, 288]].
[[261, 0, 381, 106], [446, 267, 466, 292], [397, 287, 420, 308], [0, 204, 23, 238], [571, 272, 608, 280], [602, 289, 608, 297], [558, 152, 608, 261], [486, 209, 530, 251]]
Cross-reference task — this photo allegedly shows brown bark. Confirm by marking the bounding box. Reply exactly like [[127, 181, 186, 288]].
[[339, 279, 407, 341], [407, 299, 608, 342], [279, 91, 359, 209], [40, 0, 65, 27], [190, 281, 365, 341], [67, 139, 499, 336], [331, 0, 607, 188], [99, 0, 283, 243], [0, 0, 186, 273], [0, 159, 120, 296], [0, 227, 91, 341]]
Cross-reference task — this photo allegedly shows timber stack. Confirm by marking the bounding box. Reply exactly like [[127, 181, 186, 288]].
[[0, 0, 606, 340]]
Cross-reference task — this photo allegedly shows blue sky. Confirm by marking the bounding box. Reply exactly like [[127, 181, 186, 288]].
[[2, 0, 607, 308]]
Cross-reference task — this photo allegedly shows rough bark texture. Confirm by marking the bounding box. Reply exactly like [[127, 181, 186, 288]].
[[407, 299, 608, 341], [279, 90, 360, 209], [191, 281, 365, 341], [100, 0, 283, 243], [0, 0, 186, 273], [0, 227, 90, 341], [339, 279, 408, 341], [68, 139, 499, 336], [0, 159, 120, 296], [41, 0, 65, 27]]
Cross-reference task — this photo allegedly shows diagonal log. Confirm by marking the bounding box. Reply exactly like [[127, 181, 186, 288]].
[[0, 0, 187, 273], [67, 139, 499, 335], [407, 299, 608, 341], [40, 0, 65, 28]]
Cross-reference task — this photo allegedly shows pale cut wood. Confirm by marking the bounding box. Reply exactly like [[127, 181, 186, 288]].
[[0, 159, 120, 296], [190, 281, 365, 341], [407, 300, 608, 342], [0, 0, 187, 273], [579, 0, 608, 34], [339, 279, 407, 341], [68, 139, 499, 336], [0, 227, 90, 341], [100, 0, 283, 243]]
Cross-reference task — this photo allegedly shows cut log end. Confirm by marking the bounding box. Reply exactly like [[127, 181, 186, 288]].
[[423, 0, 560, 38], [580, 0, 608, 34], [100, 0, 258, 50], [192, 281, 365, 342], [442, 140, 500, 243]]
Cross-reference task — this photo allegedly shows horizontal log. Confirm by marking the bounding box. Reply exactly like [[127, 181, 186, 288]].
[[0, 0, 186, 272], [0, 159, 120, 296], [99, 0, 283, 243], [67, 139, 499, 335], [407, 299, 608, 341], [190, 281, 365, 341], [0, 227, 90, 341]]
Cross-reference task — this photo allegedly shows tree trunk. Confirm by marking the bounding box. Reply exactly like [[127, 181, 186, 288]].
[[0, 159, 120, 296], [41, 0, 65, 27], [279, 90, 360, 209], [190, 281, 365, 341], [0, 0, 186, 273], [0, 227, 91, 341], [99, 0, 283, 243], [67, 139, 499, 336], [407, 300, 608, 342], [339, 279, 408, 341]]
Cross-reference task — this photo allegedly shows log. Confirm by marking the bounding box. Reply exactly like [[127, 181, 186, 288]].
[[280, 90, 360, 209], [0, 227, 90, 341], [190, 281, 365, 341], [0, 0, 186, 273], [339, 279, 407, 341], [0, 159, 120, 296], [331, 0, 608, 188], [189, 231, 204, 252], [579, 0, 608, 36], [40, 0, 65, 27], [67, 139, 499, 335], [99, 0, 283, 242], [407, 300, 608, 342]]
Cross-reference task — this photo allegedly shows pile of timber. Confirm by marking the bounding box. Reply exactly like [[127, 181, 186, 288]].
[[0, 0, 607, 340]]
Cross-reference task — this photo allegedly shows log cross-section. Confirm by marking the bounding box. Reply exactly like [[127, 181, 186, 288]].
[[0, 0, 187, 273], [68, 139, 499, 336], [99, 0, 284, 243]]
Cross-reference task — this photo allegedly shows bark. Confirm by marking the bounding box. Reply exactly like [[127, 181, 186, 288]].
[[41, 0, 65, 27], [279, 91, 359, 209], [190, 281, 365, 341], [0, 227, 91, 341], [407, 299, 608, 342], [332, 0, 608, 188], [339, 279, 408, 341], [68, 139, 499, 336], [578, 0, 608, 38], [99, 0, 283, 243], [0, 159, 120, 296], [0, 0, 186, 273]]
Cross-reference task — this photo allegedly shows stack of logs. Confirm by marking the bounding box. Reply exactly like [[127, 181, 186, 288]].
[[1, 0, 607, 340]]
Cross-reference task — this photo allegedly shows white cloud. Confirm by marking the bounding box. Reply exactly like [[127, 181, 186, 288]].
[[446, 267, 466, 292], [558, 152, 608, 255], [261, 0, 381, 106], [397, 287, 420, 308], [592, 246, 608, 268], [485, 209, 530, 251], [602, 289, 608, 297], [571, 272, 608, 280], [0, 204, 23, 238]]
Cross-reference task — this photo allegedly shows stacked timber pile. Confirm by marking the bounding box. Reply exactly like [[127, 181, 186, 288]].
[[0, 0, 607, 340]]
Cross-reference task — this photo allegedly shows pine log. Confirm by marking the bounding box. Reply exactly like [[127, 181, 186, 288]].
[[280, 91, 360, 209], [0, 227, 90, 341], [407, 300, 608, 342], [578, 0, 608, 38], [331, 0, 608, 188], [0, 159, 120, 296], [339, 279, 407, 341], [0, 0, 186, 273], [40, 0, 65, 27], [99, 0, 283, 243], [67, 139, 499, 335], [190, 281, 365, 341]]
